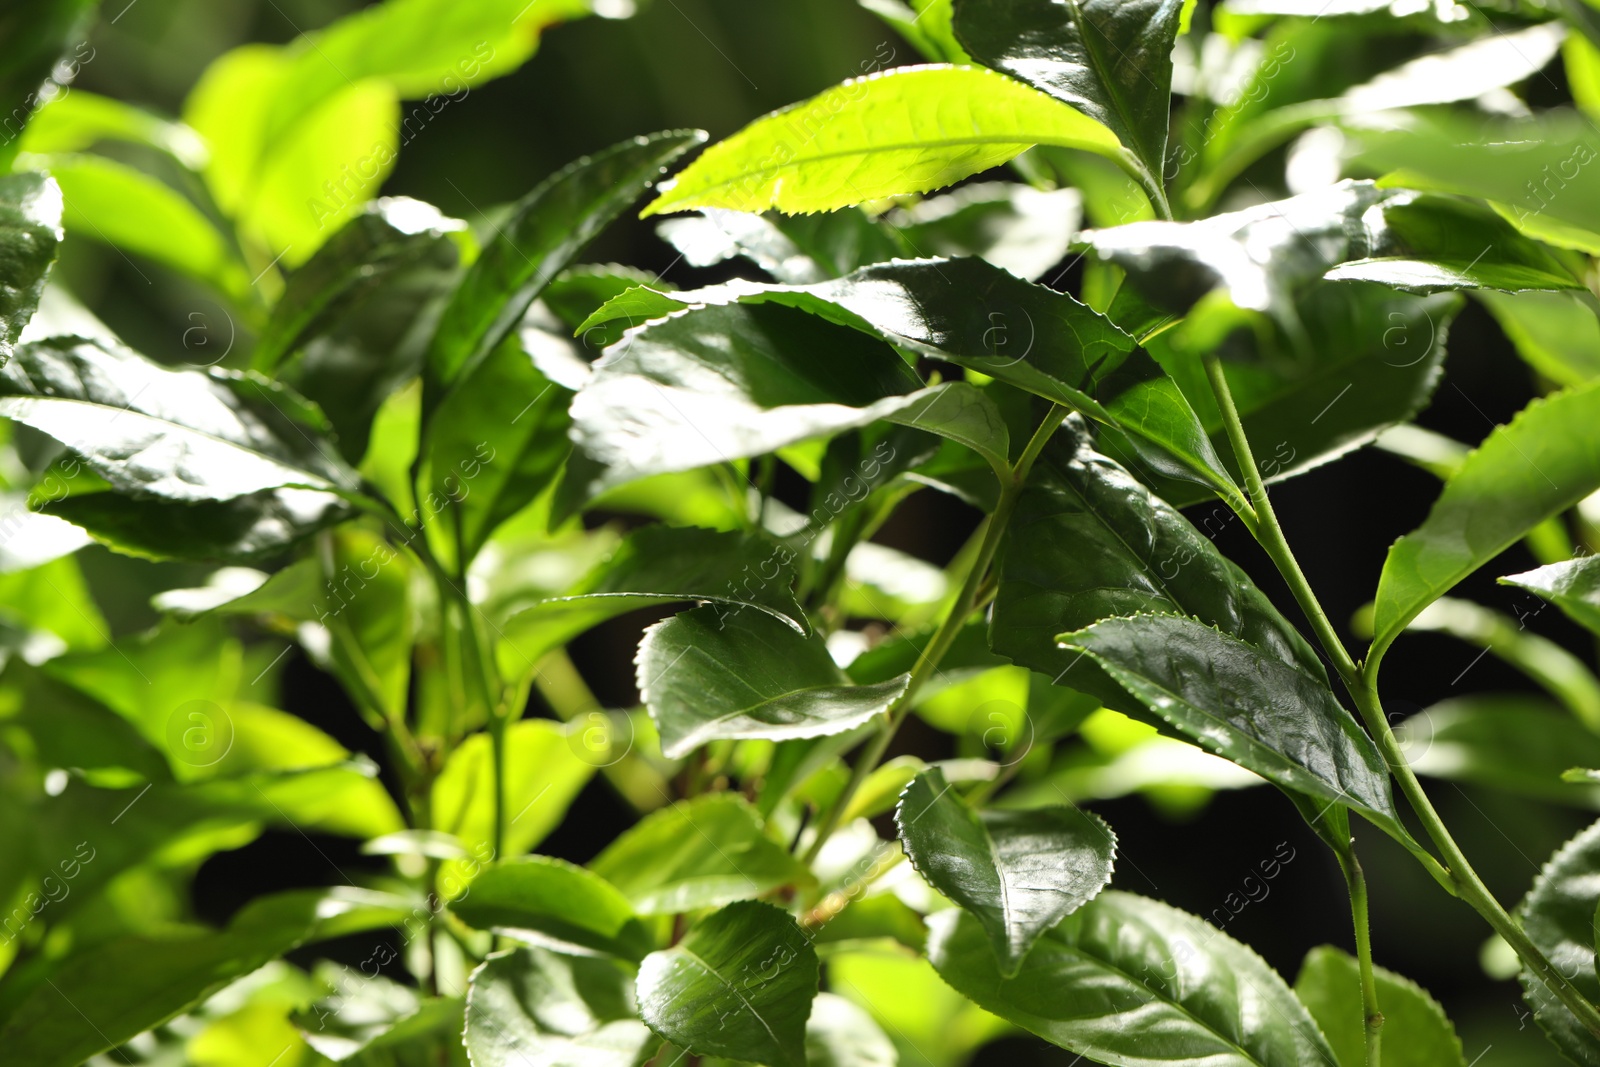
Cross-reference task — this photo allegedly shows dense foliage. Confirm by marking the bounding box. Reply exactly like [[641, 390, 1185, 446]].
[[5, 0, 1600, 1064]]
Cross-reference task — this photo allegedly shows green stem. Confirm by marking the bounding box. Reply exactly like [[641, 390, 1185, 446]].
[[801, 405, 1067, 865], [1337, 851, 1383, 1067], [1202, 353, 1600, 1041]]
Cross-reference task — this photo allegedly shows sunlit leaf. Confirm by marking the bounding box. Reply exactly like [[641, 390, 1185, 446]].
[[1294, 945, 1466, 1067]]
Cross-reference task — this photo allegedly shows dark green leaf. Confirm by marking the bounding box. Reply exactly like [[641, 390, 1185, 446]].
[[991, 417, 1323, 709], [1399, 696, 1600, 808], [1060, 613, 1403, 836], [928, 891, 1338, 1066], [1372, 380, 1600, 658], [888, 182, 1081, 281], [636, 900, 819, 1067], [0, 1, 95, 172], [453, 856, 656, 961], [1294, 945, 1466, 1067], [644, 65, 1128, 217], [0, 172, 62, 362], [1519, 817, 1600, 1065], [896, 767, 1115, 975], [639, 605, 909, 759], [1503, 556, 1600, 642], [953, 0, 1185, 202], [0, 337, 359, 502], [495, 525, 807, 679], [254, 196, 465, 373], [298, 984, 467, 1066], [464, 946, 653, 1067], [590, 794, 813, 914], [427, 129, 705, 396]]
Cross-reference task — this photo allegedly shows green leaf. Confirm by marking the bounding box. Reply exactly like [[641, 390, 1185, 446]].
[[420, 336, 570, 567], [1503, 556, 1600, 642], [804, 992, 898, 1067], [1519, 817, 1600, 1065], [254, 196, 465, 373], [432, 719, 595, 887], [889, 182, 1081, 281], [1294, 945, 1466, 1067], [464, 946, 653, 1067], [639, 605, 909, 759], [427, 129, 705, 396], [321, 527, 413, 722], [644, 65, 1127, 217], [636, 900, 819, 1067], [896, 767, 1115, 975], [0, 1, 94, 170], [952, 0, 1185, 202], [297, 982, 466, 1066], [827, 942, 1010, 1067], [656, 206, 905, 285], [1060, 613, 1403, 836], [18, 90, 207, 166], [1479, 290, 1600, 388], [0, 888, 400, 1067], [0, 171, 62, 362], [859, 0, 967, 62], [25, 153, 253, 302], [452, 856, 656, 961], [495, 525, 808, 679], [590, 794, 813, 914], [1372, 380, 1600, 658], [991, 418, 1323, 707], [578, 258, 1234, 495], [0, 337, 360, 503], [1399, 696, 1600, 809], [928, 891, 1338, 1066]]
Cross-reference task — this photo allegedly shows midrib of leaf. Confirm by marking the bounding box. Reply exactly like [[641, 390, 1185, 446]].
[[675, 944, 786, 1051], [975, 815, 1018, 956]]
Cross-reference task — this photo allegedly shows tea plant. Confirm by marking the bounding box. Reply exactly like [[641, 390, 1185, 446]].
[[4, 0, 1600, 1065]]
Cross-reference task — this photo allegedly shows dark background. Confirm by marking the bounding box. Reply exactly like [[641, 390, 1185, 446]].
[[59, 2, 1591, 1063]]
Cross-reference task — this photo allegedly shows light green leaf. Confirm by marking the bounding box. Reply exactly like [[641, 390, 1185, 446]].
[[464, 946, 653, 1067], [952, 0, 1186, 205], [452, 856, 656, 961], [928, 891, 1337, 1066], [896, 767, 1115, 975], [1519, 817, 1600, 1065], [827, 943, 1010, 1067], [1398, 696, 1600, 809], [1503, 555, 1600, 642], [805, 992, 898, 1067], [639, 605, 909, 759], [590, 794, 813, 914], [0, 336, 360, 503], [432, 719, 595, 888], [1294, 945, 1466, 1067], [636, 900, 819, 1067], [427, 129, 705, 396], [645, 65, 1128, 218], [1479, 290, 1600, 388], [321, 527, 413, 722], [19, 90, 206, 166], [1060, 613, 1403, 836], [1372, 380, 1600, 658], [0, 888, 403, 1067]]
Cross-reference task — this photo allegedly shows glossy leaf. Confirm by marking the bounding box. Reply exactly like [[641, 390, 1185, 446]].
[[1503, 556, 1600, 642], [1294, 945, 1466, 1067], [644, 64, 1127, 217], [639, 605, 909, 759], [928, 891, 1338, 1066], [889, 182, 1081, 282], [0, 337, 359, 503], [896, 767, 1115, 975], [578, 257, 1234, 493], [804, 992, 899, 1067], [1399, 697, 1600, 809], [0, 171, 62, 363], [427, 129, 705, 395], [1519, 817, 1600, 1065], [464, 946, 653, 1067], [452, 856, 655, 961], [1060, 613, 1402, 835], [254, 196, 465, 372], [952, 0, 1185, 199], [590, 794, 813, 914], [991, 417, 1323, 707], [636, 900, 819, 1067], [1373, 380, 1600, 657], [495, 525, 808, 678], [1479, 290, 1600, 388]]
